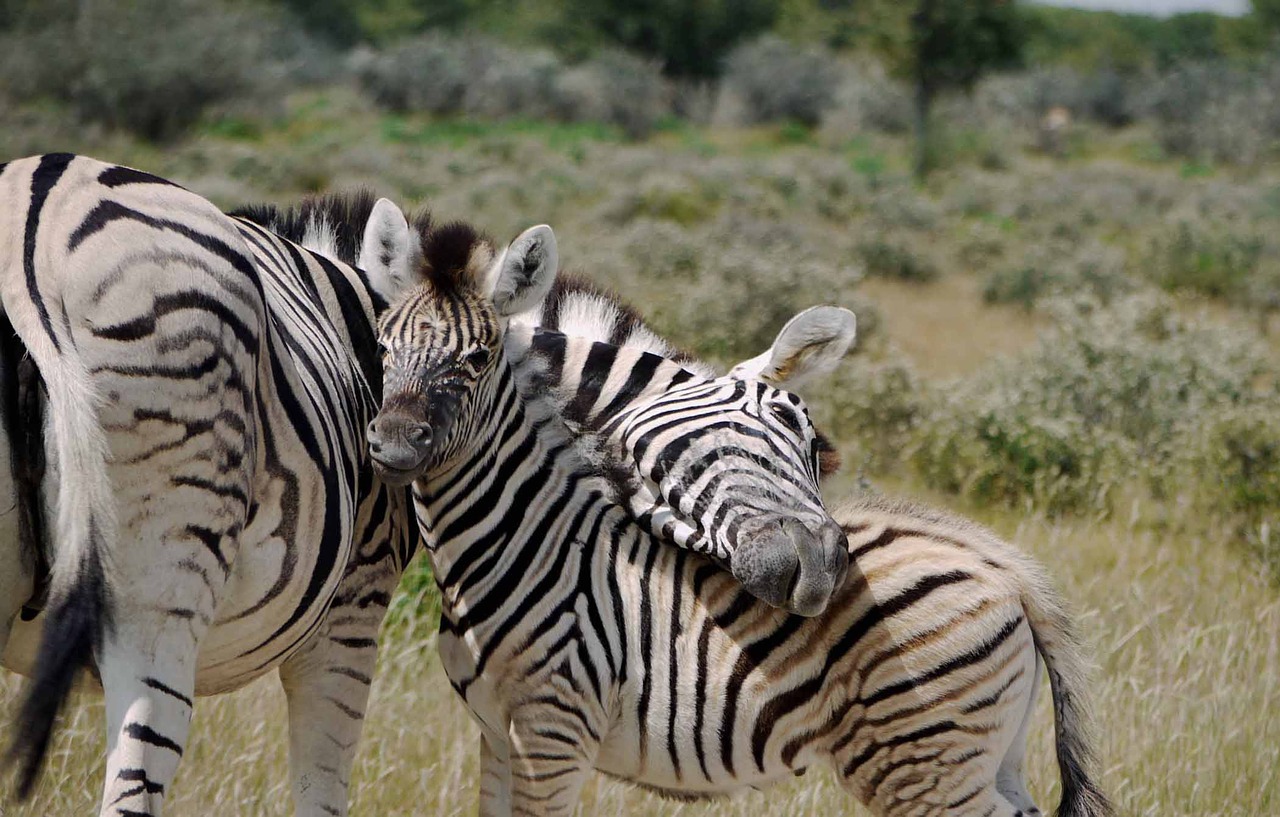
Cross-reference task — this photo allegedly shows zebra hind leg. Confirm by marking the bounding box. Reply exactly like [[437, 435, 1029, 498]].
[[96, 642, 198, 817], [278, 593, 389, 817]]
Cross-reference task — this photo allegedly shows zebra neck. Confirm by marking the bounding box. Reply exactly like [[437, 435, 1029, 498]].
[[410, 358, 621, 608]]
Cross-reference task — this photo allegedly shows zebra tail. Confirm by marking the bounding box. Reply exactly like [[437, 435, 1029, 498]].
[[1, 290, 116, 799], [1016, 563, 1114, 817]]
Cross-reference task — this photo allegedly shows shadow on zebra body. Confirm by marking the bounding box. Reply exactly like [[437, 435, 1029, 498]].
[[368, 220, 1116, 817]]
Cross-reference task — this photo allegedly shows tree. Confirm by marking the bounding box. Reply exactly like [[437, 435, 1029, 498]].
[[565, 0, 781, 77], [907, 0, 1025, 179]]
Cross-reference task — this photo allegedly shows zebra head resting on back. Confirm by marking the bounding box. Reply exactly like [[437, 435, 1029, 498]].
[[0, 156, 421, 817], [357, 199, 856, 615], [367, 223, 1114, 817]]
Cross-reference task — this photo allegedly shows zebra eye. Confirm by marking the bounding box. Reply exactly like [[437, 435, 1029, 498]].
[[769, 403, 804, 435], [376, 340, 391, 357], [465, 347, 491, 370]]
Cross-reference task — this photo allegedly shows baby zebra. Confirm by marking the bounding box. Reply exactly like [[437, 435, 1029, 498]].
[[366, 225, 1114, 816]]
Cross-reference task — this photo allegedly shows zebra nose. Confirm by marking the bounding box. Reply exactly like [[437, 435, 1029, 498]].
[[367, 416, 433, 464]]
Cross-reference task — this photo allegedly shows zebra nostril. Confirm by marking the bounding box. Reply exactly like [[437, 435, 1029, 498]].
[[408, 423, 432, 445]]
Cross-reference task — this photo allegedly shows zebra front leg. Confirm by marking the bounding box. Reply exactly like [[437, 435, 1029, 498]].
[[506, 707, 597, 817]]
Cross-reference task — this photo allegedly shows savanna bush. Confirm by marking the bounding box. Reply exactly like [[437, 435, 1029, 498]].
[[1142, 221, 1263, 300], [1142, 59, 1280, 165], [0, 0, 291, 140], [555, 49, 670, 138], [355, 35, 671, 137], [820, 358, 927, 475], [858, 238, 938, 283], [720, 35, 838, 127], [911, 294, 1277, 514]]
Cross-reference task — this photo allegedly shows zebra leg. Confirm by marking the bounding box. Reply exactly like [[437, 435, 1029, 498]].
[[505, 706, 597, 817], [478, 734, 513, 817], [96, 641, 198, 816], [278, 590, 389, 817]]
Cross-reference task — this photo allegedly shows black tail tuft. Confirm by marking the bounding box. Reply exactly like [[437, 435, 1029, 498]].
[[6, 548, 110, 800], [1050, 668, 1115, 817]]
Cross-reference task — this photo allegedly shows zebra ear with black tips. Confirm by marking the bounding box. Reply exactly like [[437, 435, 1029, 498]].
[[487, 224, 558, 318], [729, 306, 856, 388], [359, 197, 422, 300]]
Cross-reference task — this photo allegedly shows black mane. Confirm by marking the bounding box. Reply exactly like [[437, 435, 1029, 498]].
[[230, 191, 388, 266]]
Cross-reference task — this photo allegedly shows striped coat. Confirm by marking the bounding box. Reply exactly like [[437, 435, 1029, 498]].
[[367, 222, 1114, 817]]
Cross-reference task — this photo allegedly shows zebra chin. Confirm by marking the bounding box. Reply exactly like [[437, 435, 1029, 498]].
[[730, 516, 849, 617]]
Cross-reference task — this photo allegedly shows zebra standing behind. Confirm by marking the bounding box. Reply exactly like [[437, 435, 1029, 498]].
[[365, 223, 1114, 817]]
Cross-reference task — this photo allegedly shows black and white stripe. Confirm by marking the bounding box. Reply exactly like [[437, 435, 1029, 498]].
[[0, 156, 418, 816], [368, 239, 1114, 817], [357, 200, 856, 615]]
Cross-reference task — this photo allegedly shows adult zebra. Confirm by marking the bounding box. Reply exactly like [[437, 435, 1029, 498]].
[[366, 232, 1114, 816], [0, 157, 853, 813], [0, 154, 424, 816]]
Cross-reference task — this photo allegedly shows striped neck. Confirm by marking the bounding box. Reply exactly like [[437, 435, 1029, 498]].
[[408, 355, 620, 609]]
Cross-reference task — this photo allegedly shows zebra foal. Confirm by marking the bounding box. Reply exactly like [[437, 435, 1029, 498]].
[[366, 224, 1114, 817]]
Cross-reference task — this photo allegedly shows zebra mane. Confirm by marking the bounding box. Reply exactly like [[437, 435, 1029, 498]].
[[230, 191, 436, 270], [530, 273, 718, 380]]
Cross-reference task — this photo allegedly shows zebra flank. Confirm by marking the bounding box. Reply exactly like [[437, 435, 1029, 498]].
[[370, 239, 1114, 817], [0, 155, 419, 816]]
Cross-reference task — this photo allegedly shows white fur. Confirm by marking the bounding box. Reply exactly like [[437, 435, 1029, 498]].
[[357, 197, 421, 302], [730, 305, 856, 387], [488, 225, 558, 318]]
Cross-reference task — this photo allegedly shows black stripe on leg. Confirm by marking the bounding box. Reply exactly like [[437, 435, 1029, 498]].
[[123, 723, 183, 756], [141, 677, 193, 708]]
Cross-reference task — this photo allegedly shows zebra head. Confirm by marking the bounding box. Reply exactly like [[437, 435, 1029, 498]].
[[600, 316, 854, 617], [367, 221, 558, 485]]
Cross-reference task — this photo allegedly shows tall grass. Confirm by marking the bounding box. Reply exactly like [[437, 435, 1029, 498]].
[[2, 490, 1276, 815]]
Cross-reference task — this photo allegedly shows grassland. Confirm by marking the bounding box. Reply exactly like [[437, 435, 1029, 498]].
[[1, 90, 1278, 815]]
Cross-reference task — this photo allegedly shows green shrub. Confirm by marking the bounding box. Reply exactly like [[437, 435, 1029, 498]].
[[820, 359, 926, 475], [721, 35, 838, 127], [911, 294, 1277, 515], [983, 266, 1056, 309], [1145, 222, 1263, 300], [858, 238, 938, 283], [0, 0, 292, 141]]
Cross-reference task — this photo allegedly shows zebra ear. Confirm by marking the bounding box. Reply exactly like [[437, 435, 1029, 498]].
[[488, 224, 558, 318], [359, 197, 421, 300], [729, 306, 856, 388]]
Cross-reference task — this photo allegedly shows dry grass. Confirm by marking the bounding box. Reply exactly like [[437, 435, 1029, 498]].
[[3, 491, 1276, 816]]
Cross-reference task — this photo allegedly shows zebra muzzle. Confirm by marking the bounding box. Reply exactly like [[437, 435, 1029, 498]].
[[366, 415, 434, 484]]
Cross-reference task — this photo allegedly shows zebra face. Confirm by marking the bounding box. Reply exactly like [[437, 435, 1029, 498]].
[[368, 289, 501, 485], [611, 377, 849, 616], [367, 223, 558, 485]]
